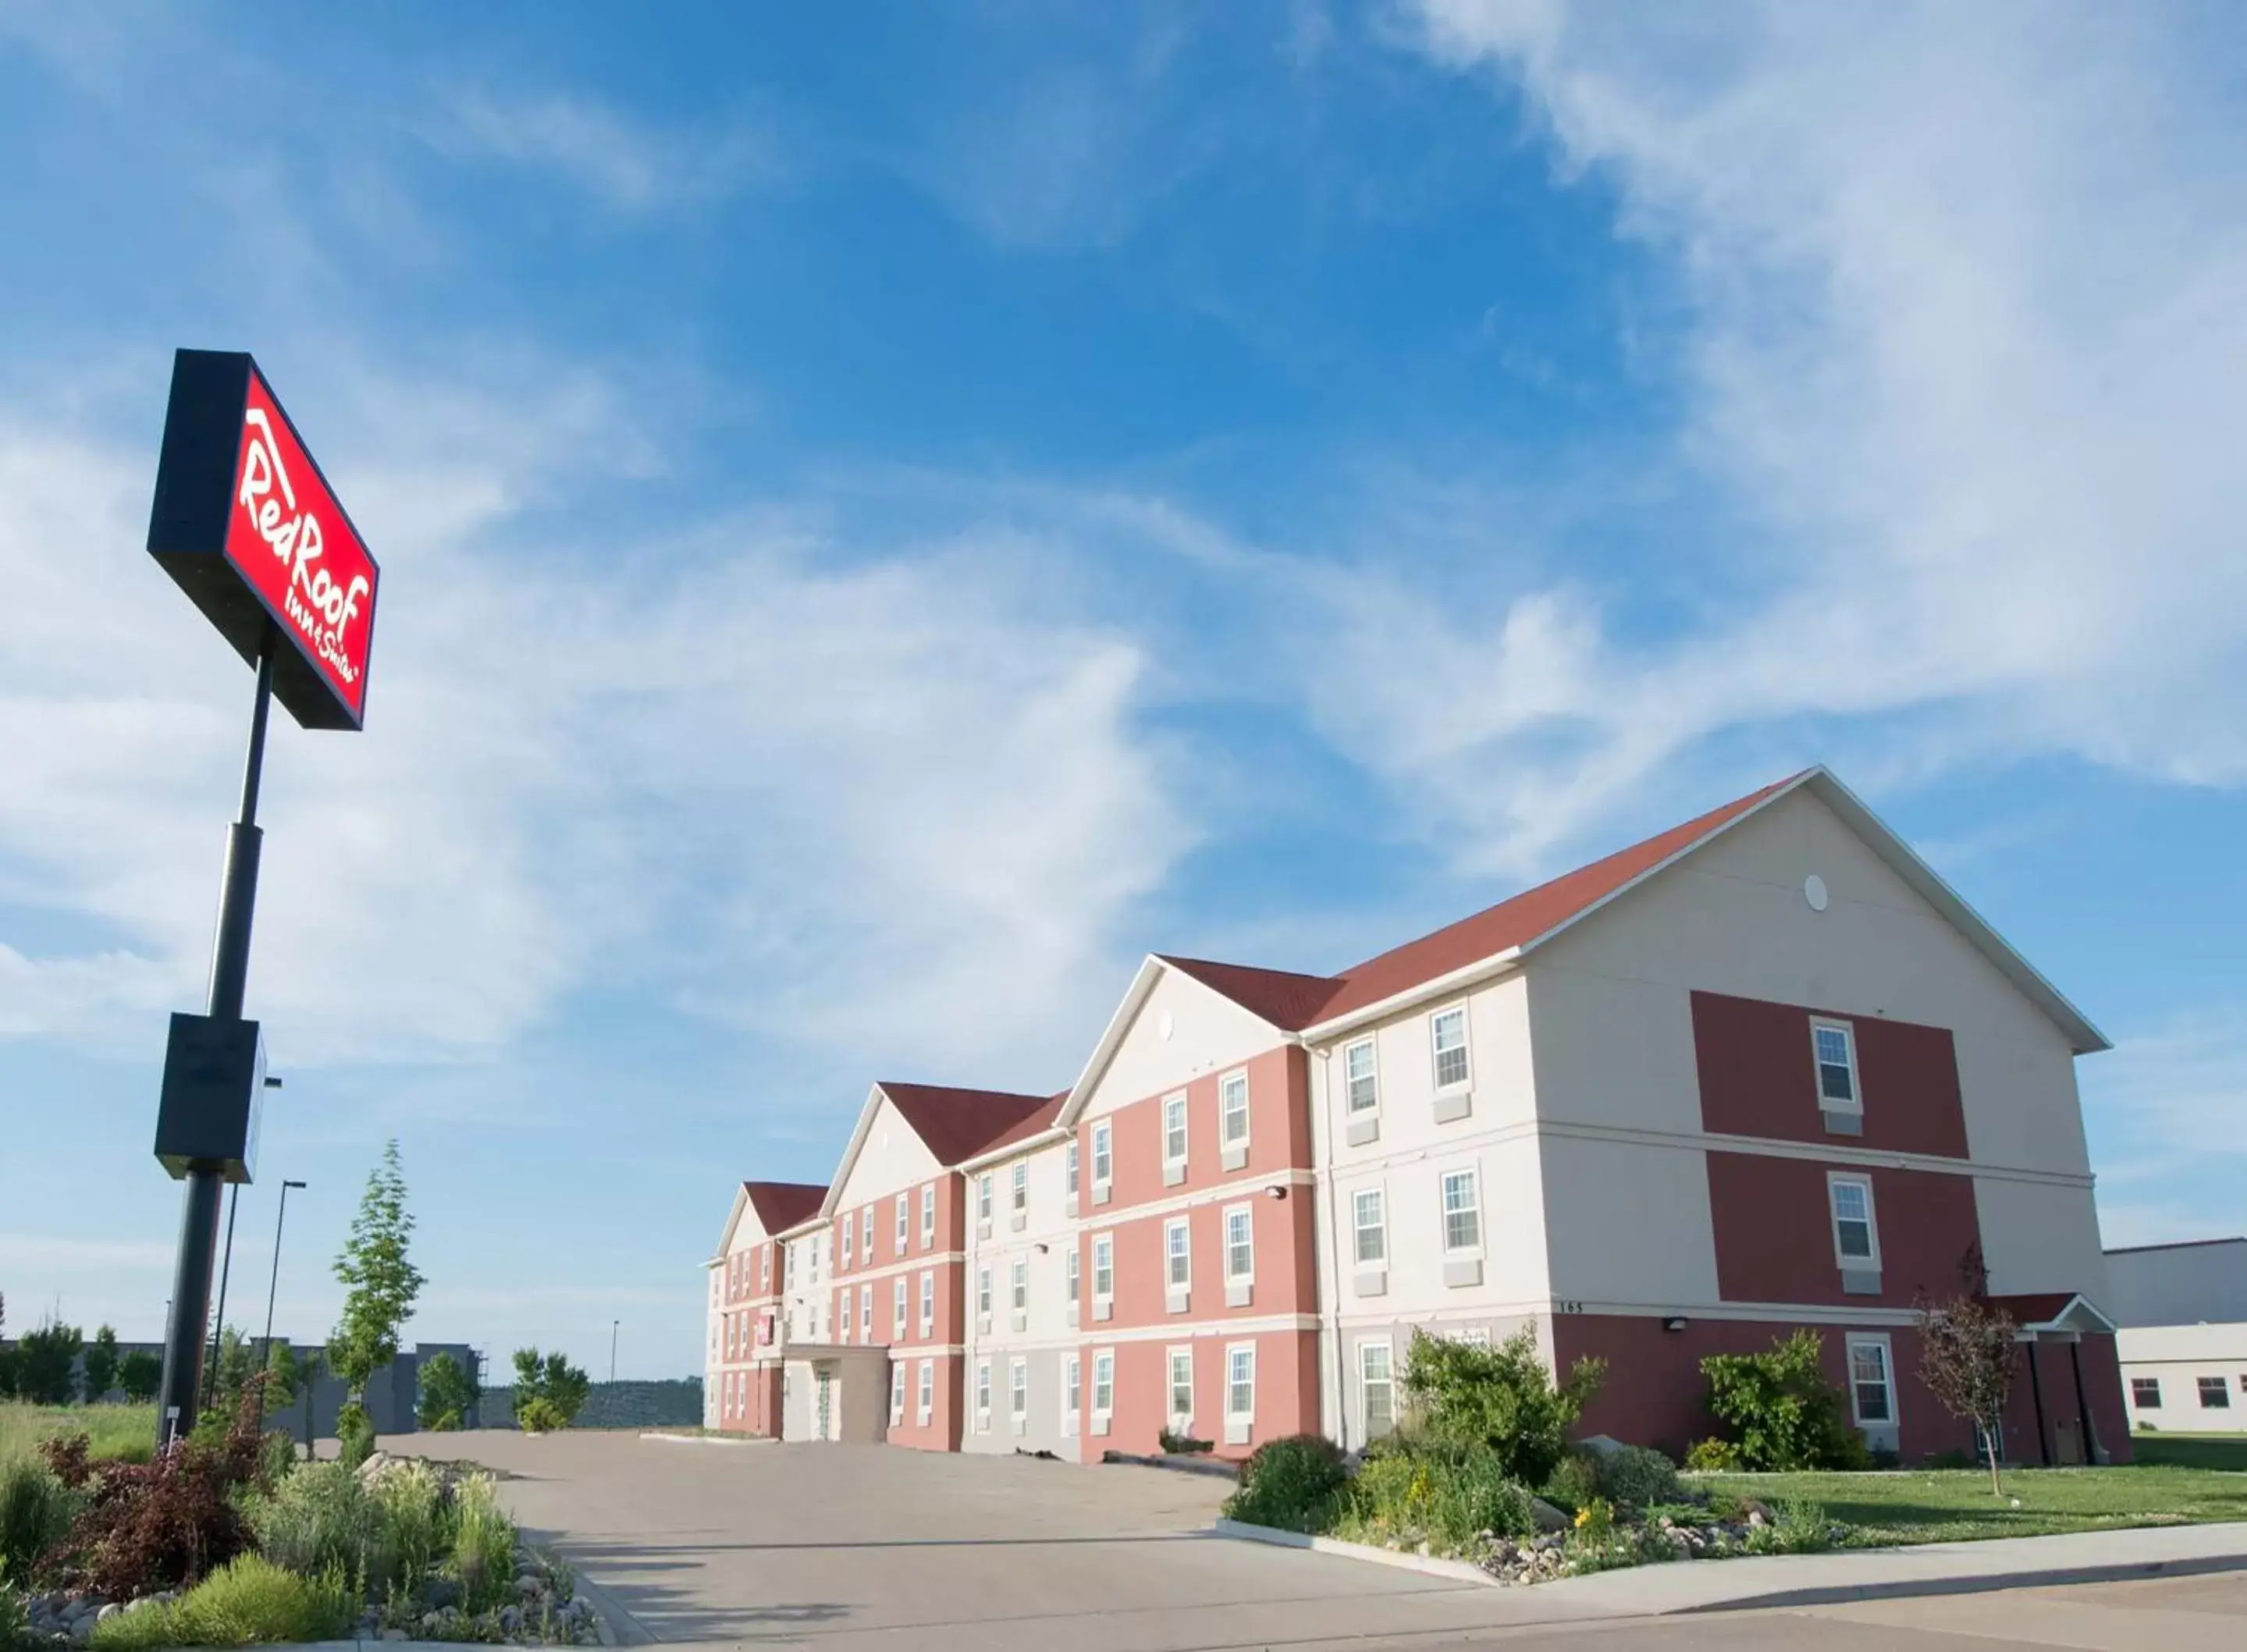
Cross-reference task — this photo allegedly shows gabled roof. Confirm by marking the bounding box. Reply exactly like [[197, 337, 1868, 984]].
[[713, 1179, 827, 1259], [821, 1081, 1061, 1217], [1993, 1292, 2119, 1336], [1060, 766, 2107, 1122]]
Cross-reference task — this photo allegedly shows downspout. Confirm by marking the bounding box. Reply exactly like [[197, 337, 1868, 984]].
[[1310, 1040, 1349, 1450]]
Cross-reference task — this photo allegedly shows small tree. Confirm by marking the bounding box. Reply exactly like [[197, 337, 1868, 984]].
[[1702, 1330, 1862, 1470], [15, 1319, 84, 1405], [261, 1342, 300, 1411], [418, 1352, 480, 1431], [81, 1326, 121, 1402], [510, 1348, 591, 1433], [0, 1291, 15, 1398], [1917, 1292, 2018, 1494], [328, 1140, 426, 1420], [1400, 1324, 1605, 1487], [203, 1326, 256, 1420], [117, 1349, 162, 1403]]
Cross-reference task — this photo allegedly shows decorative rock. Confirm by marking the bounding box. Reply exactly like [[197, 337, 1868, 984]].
[[95, 1605, 120, 1623], [1529, 1497, 1571, 1532], [381, 1629, 408, 1643]]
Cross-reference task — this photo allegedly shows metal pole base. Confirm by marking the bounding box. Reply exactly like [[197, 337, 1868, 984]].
[[156, 1168, 224, 1450]]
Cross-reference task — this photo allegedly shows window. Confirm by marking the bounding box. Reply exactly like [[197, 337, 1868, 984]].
[[841, 1289, 853, 1340], [1165, 1217, 1192, 1289], [1226, 1345, 1255, 1420], [1168, 1348, 1193, 1422], [1344, 1038, 1378, 1114], [1847, 1336, 1895, 1425], [1066, 1245, 1081, 1303], [809, 1235, 821, 1283], [2199, 1377, 2232, 1409], [975, 1360, 991, 1426], [1224, 1206, 1254, 1281], [1431, 1005, 1471, 1090], [895, 1193, 908, 1252], [920, 1183, 936, 1247], [1827, 1174, 1879, 1266], [977, 1173, 994, 1224], [1092, 1121, 1113, 1188], [976, 1265, 992, 1321], [894, 1277, 907, 1336], [859, 1284, 872, 1343], [1360, 1341, 1395, 1437], [760, 1246, 770, 1290], [1219, 1070, 1250, 1148], [1093, 1234, 1115, 1301], [841, 1213, 853, 1268], [1066, 1139, 1080, 1198], [916, 1359, 933, 1423], [1812, 1021, 1861, 1110], [862, 1206, 874, 1263], [919, 1270, 934, 1335], [1163, 1092, 1188, 1167], [1353, 1188, 1386, 1265], [1065, 1353, 1082, 1429], [1092, 1349, 1115, 1417], [1012, 1161, 1027, 1213], [2131, 1377, 2162, 1409], [1441, 1167, 1481, 1252], [785, 1245, 796, 1288], [1011, 1258, 1027, 1313], [889, 1363, 905, 1426]]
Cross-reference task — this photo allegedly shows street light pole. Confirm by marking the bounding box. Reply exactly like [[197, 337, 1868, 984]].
[[610, 1320, 619, 1386], [256, 1178, 307, 1434], [205, 1182, 243, 1411]]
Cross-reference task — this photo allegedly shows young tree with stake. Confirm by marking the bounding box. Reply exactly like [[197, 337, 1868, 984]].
[[328, 1139, 425, 1462], [1916, 1250, 2020, 1495]]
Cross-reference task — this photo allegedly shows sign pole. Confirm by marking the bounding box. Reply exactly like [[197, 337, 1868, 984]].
[[155, 627, 276, 1452]]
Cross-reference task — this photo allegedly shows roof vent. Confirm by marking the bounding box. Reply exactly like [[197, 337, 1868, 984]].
[[1804, 874, 1829, 912]]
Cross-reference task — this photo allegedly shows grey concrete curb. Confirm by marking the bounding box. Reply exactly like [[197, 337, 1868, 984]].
[[1662, 1543, 2247, 1614], [637, 1430, 764, 1447], [1211, 1518, 1498, 1586], [1101, 1449, 1240, 1481]]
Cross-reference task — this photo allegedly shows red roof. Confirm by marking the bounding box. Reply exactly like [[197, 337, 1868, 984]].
[[1159, 775, 1804, 1030], [969, 1090, 1071, 1160], [741, 1181, 827, 1235], [880, 1082, 1061, 1167]]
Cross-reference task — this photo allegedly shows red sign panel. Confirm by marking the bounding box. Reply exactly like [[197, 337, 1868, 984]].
[[222, 369, 378, 725], [148, 350, 380, 730]]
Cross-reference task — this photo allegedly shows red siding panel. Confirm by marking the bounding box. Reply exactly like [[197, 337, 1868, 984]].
[[1705, 1151, 1982, 1309], [1692, 991, 1969, 1158]]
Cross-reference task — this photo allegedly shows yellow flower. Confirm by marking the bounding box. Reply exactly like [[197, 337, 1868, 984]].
[[1574, 1508, 1591, 1527]]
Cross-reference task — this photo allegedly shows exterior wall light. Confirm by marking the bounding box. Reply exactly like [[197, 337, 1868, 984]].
[[1662, 1316, 1689, 1333]]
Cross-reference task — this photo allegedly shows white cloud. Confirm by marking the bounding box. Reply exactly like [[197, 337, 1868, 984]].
[[1331, 0, 2247, 869], [0, 363, 1188, 1082], [2085, 1010, 2247, 1189], [423, 83, 780, 213]]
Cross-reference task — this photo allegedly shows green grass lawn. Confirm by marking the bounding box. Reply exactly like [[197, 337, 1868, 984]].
[[2130, 1432, 2247, 1472], [0, 1400, 157, 1467], [1696, 1462, 2247, 1546]]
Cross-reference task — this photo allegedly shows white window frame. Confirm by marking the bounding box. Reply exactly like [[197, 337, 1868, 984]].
[[1359, 1338, 1395, 1437], [1091, 1121, 1113, 1190], [840, 1288, 853, 1340], [1431, 1004, 1472, 1092], [895, 1192, 908, 1252], [1219, 1068, 1250, 1149], [1167, 1345, 1194, 1425], [1826, 1172, 1881, 1268], [1093, 1232, 1115, 1304], [1092, 1348, 1115, 1422], [1845, 1334, 1897, 1428], [920, 1182, 936, 1248], [1063, 1352, 1082, 1434], [916, 1358, 933, 1425], [862, 1204, 874, 1263], [785, 1244, 796, 1288], [1343, 1036, 1379, 1116], [1223, 1203, 1254, 1284], [1811, 1018, 1863, 1114], [919, 1269, 935, 1336], [760, 1246, 770, 1290], [2131, 1375, 2161, 1409], [974, 1359, 992, 1430], [1011, 1257, 1027, 1313], [859, 1283, 873, 1344], [1440, 1166, 1482, 1255], [977, 1172, 994, 1225], [893, 1276, 907, 1337], [889, 1362, 905, 1426], [841, 1212, 853, 1267], [1353, 1186, 1386, 1265], [1010, 1356, 1028, 1418], [1225, 1343, 1256, 1423], [976, 1264, 993, 1323], [1065, 1244, 1081, 1304], [1012, 1160, 1028, 1213], [1165, 1217, 1192, 1289], [1066, 1139, 1080, 1198], [1162, 1091, 1189, 1170], [2197, 1376, 2231, 1410]]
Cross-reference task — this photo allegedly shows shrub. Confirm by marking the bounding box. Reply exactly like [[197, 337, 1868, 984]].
[[336, 1402, 377, 1469], [1541, 1451, 1599, 1513], [1588, 1444, 1679, 1511], [1683, 1437, 1740, 1472], [515, 1398, 569, 1436], [12, 1323, 84, 1408], [1222, 1435, 1349, 1533], [0, 1456, 78, 1585], [449, 1474, 517, 1613], [417, 1353, 479, 1434], [1701, 1330, 1862, 1471], [248, 1461, 377, 1589], [1339, 1442, 1534, 1551], [81, 1330, 121, 1407], [1401, 1327, 1605, 1489], [1157, 1428, 1212, 1455], [1744, 1497, 1837, 1555], [115, 1354, 162, 1406], [0, 1580, 35, 1652], [90, 1554, 355, 1650], [510, 1351, 591, 1431]]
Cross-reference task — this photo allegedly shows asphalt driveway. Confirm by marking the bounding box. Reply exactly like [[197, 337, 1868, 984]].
[[386, 1430, 1590, 1650]]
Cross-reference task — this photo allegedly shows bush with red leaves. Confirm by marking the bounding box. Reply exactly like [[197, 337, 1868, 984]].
[[36, 1379, 276, 1599]]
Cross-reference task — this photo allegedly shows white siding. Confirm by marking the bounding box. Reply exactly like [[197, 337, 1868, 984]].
[[834, 1095, 944, 1211], [1079, 967, 1280, 1120], [961, 1136, 1076, 1456]]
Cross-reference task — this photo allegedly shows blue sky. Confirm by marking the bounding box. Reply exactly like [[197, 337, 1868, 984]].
[[1, 1, 2242, 1380]]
